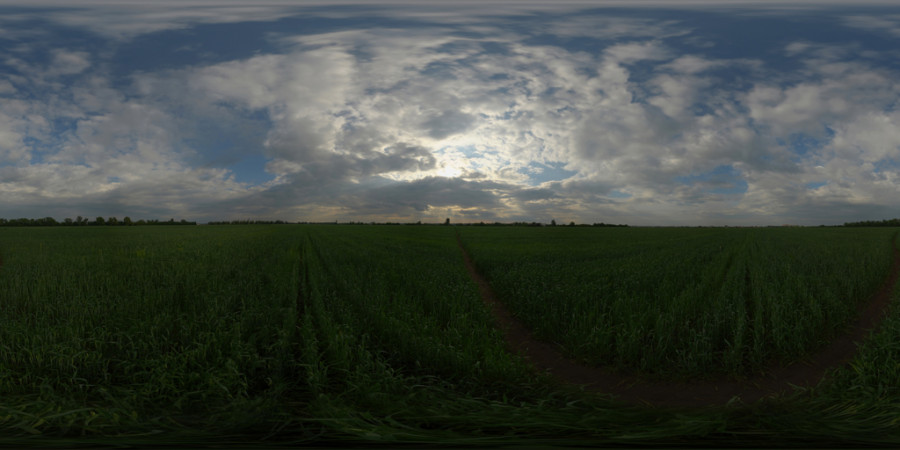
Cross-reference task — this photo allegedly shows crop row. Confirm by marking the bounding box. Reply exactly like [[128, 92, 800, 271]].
[[1, 225, 899, 445], [458, 227, 896, 378]]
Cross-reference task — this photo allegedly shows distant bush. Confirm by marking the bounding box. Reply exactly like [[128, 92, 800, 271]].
[[0, 217, 196, 226], [844, 218, 900, 227]]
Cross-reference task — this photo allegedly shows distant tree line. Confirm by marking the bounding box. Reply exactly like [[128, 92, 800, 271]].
[[322, 221, 629, 227], [844, 218, 900, 227], [443, 221, 628, 227], [207, 220, 292, 225], [0, 217, 196, 227]]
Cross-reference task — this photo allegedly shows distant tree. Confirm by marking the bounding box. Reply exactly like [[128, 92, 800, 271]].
[[35, 217, 58, 226], [108, 216, 118, 226], [123, 216, 133, 226], [569, 221, 575, 227], [444, 218, 450, 225], [844, 218, 900, 227], [94, 216, 105, 226], [64, 218, 73, 225], [550, 219, 556, 226]]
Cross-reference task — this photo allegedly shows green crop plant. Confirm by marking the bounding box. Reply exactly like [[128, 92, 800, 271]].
[[0, 226, 307, 437], [1, 224, 900, 447], [458, 227, 895, 378]]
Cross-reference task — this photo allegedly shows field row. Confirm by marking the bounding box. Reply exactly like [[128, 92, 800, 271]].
[[0, 225, 898, 445], [459, 227, 897, 378]]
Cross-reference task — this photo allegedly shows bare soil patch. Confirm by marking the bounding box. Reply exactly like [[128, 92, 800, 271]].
[[457, 234, 900, 408]]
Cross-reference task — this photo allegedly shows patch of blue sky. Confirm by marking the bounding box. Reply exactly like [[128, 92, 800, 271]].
[[786, 130, 833, 156], [437, 145, 480, 158], [434, 145, 486, 172], [182, 108, 270, 157], [806, 181, 827, 190], [226, 154, 273, 186], [668, 11, 833, 58], [0, 12, 102, 51], [430, 39, 498, 58], [517, 161, 576, 186], [109, 8, 457, 83], [599, 8, 900, 85], [608, 190, 631, 199], [51, 117, 80, 135], [28, 148, 45, 165], [710, 179, 748, 195], [110, 24, 271, 81], [0, 27, 104, 90], [457, 145, 481, 158], [678, 8, 899, 69], [873, 157, 900, 174], [420, 60, 460, 81]]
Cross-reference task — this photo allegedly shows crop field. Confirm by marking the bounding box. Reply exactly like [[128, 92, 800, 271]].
[[0, 225, 899, 446], [458, 226, 896, 378]]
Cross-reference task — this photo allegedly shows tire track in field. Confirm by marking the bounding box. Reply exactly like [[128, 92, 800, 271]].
[[457, 233, 900, 408]]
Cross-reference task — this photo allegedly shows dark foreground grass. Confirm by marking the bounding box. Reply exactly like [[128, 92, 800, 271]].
[[0, 225, 898, 447]]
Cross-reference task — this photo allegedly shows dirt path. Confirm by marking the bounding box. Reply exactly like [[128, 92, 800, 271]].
[[457, 234, 900, 408]]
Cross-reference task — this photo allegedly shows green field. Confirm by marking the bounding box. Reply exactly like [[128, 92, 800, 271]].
[[1, 225, 899, 446], [459, 226, 895, 378]]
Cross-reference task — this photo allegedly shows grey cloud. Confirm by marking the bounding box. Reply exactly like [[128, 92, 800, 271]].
[[421, 109, 476, 139], [375, 143, 437, 172], [659, 55, 723, 74], [509, 187, 557, 202], [843, 14, 900, 37], [760, 195, 898, 226], [13, 3, 305, 40], [229, 174, 509, 222], [535, 16, 686, 40], [603, 41, 671, 64], [549, 179, 617, 200], [48, 50, 91, 76], [284, 143, 436, 179], [264, 117, 331, 163], [350, 176, 506, 213]]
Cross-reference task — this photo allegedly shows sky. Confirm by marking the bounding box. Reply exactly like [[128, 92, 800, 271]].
[[2, 1, 900, 225]]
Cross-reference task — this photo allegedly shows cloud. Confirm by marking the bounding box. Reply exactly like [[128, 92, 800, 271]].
[[743, 62, 898, 139], [420, 110, 476, 140], [843, 14, 900, 37], [0, 79, 15, 94], [48, 50, 90, 76], [603, 41, 671, 64], [352, 176, 505, 213], [659, 55, 724, 74], [5, 3, 305, 40], [2, 3, 900, 224], [108, 17, 900, 223]]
